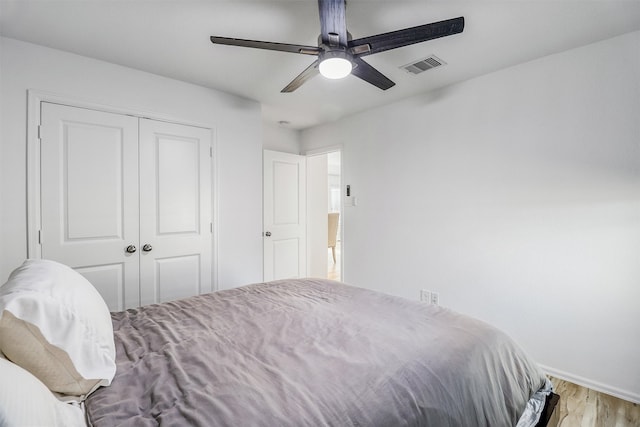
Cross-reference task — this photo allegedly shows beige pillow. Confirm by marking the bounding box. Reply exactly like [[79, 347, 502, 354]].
[[0, 259, 116, 400], [0, 310, 101, 396]]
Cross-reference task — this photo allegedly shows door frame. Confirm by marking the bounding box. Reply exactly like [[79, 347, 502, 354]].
[[303, 145, 344, 281], [26, 90, 220, 291]]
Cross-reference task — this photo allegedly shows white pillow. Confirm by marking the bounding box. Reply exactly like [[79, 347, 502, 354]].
[[0, 259, 115, 400], [0, 357, 86, 427]]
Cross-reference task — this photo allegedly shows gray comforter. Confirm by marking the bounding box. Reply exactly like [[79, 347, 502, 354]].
[[85, 279, 547, 426]]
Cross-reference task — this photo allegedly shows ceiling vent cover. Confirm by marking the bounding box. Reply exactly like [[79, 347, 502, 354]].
[[401, 55, 446, 75]]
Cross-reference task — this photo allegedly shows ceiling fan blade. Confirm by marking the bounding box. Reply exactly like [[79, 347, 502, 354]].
[[351, 57, 395, 91], [281, 60, 321, 93], [318, 0, 348, 47], [210, 36, 320, 56], [348, 16, 464, 57]]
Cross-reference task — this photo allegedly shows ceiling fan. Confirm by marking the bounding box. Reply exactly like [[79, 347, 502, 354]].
[[210, 0, 464, 93]]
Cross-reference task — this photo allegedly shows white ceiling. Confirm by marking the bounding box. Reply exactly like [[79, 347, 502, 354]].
[[2, 1, 640, 129]]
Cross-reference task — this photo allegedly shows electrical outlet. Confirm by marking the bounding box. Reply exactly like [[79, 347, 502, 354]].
[[420, 289, 431, 303], [421, 289, 440, 305], [430, 292, 439, 306]]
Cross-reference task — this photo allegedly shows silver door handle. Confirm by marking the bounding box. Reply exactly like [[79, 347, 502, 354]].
[[125, 245, 137, 253], [265, 231, 272, 237], [142, 244, 153, 252]]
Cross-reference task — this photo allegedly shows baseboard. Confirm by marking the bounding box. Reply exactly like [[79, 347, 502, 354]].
[[540, 364, 640, 404]]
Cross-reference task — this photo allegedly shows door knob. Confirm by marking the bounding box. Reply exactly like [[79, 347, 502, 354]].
[[265, 231, 272, 237], [125, 245, 137, 253], [142, 244, 153, 252]]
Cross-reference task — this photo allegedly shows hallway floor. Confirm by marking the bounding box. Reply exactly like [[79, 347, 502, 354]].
[[327, 241, 341, 281]]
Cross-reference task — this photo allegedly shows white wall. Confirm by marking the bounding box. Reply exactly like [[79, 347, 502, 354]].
[[301, 31, 640, 402], [0, 37, 4, 275], [0, 37, 263, 289], [262, 121, 301, 154]]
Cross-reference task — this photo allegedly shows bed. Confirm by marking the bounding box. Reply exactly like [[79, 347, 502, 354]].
[[0, 260, 557, 426]]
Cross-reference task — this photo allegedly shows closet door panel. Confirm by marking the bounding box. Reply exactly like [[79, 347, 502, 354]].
[[155, 255, 201, 303], [75, 263, 126, 312], [40, 102, 140, 310], [138, 119, 212, 306], [156, 135, 199, 234]]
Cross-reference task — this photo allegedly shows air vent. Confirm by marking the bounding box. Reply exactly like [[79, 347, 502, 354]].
[[400, 55, 446, 75]]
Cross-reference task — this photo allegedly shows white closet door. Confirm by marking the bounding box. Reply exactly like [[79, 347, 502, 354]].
[[138, 119, 212, 306], [40, 102, 140, 310]]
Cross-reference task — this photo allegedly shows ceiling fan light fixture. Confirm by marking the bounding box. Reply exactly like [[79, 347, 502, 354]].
[[210, 0, 465, 93], [319, 51, 352, 79]]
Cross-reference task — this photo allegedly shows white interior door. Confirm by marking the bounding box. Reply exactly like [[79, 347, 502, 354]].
[[263, 150, 306, 281], [40, 102, 140, 310], [40, 103, 213, 310], [139, 119, 212, 306]]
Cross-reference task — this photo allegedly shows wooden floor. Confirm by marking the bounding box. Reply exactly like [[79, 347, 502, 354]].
[[327, 241, 341, 281], [549, 376, 639, 427]]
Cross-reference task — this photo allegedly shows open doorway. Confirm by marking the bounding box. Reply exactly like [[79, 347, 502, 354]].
[[327, 151, 341, 280], [306, 149, 342, 281]]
